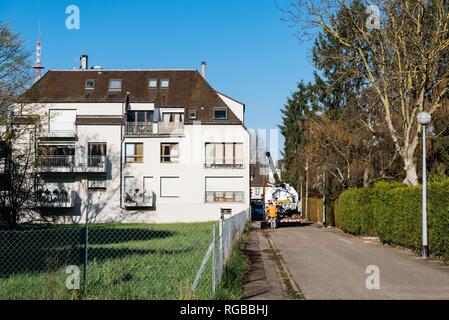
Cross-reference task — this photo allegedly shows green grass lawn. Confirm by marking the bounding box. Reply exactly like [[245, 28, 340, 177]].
[[0, 222, 218, 300]]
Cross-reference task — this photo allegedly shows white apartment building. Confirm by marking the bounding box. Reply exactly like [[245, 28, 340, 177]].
[[18, 59, 250, 223]]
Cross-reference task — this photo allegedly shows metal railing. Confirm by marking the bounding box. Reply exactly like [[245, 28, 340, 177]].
[[37, 155, 74, 168], [158, 122, 184, 134], [204, 163, 245, 169], [36, 156, 107, 172], [0, 209, 250, 300], [125, 122, 154, 136], [35, 190, 76, 208], [87, 156, 107, 168], [123, 192, 153, 208]]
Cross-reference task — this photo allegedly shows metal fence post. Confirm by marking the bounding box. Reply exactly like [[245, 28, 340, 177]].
[[83, 225, 89, 296], [219, 213, 224, 281], [212, 225, 216, 294]]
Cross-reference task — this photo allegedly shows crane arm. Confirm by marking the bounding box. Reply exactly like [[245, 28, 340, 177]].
[[265, 152, 281, 185]]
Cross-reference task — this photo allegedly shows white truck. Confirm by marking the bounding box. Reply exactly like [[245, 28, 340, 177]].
[[265, 152, 302, 224]]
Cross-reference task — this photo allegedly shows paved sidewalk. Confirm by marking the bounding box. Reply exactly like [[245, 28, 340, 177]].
[[268, 224, 449, 300], [243, 223, 285, 300]]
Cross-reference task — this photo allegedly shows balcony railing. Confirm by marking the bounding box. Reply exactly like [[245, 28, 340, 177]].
[[37, 155, 74, 169], [205, 163, 245, 169], [125, 122, 154, 136], [124, 192, 153, 209], [124, 122, 184, 136], [36, 155, 107, 173], [158, 122, 184, 135], [36, 190, 76, 208]]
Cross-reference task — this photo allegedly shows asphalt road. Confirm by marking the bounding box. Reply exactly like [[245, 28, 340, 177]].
[[268, 224, 449, 299]]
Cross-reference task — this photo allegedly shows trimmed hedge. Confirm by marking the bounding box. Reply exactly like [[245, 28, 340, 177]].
[[337, 179, 449, 259]]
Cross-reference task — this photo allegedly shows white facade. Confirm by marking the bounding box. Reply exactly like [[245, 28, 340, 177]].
[[21, 71, 250, 224]]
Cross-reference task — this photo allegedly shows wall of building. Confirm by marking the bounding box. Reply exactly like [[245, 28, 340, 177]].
[[36, 103, 250, 224]]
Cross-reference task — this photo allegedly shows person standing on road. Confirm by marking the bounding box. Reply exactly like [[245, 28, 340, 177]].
[[266, 200, 278, 229]]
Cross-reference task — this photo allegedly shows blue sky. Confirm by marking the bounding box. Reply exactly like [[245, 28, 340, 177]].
[[0, 0, 315, 154]]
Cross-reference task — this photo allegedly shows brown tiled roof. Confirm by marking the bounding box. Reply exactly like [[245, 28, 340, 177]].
[[23, 70, 242, 125]]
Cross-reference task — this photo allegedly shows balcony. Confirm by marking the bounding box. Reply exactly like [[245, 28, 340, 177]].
[[36, 190, 76, 208], [125, 122, 154, 136], [36, 156, 107, 173], [158, 122, 184, 135], [205, 163, 245, 169], [124, 192, 153, 209], [79, 156, 108, 173], [124, 122, 184, 137]]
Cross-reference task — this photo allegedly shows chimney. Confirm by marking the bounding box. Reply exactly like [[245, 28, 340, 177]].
[[80, 54, 88, 70], [201, 61, 206, 79]]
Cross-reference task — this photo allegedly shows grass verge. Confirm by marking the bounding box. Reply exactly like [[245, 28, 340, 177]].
[[214, 223, 249, 300]]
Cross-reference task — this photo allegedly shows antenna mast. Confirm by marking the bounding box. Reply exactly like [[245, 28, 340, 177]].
[[32, 23, 45, 82]]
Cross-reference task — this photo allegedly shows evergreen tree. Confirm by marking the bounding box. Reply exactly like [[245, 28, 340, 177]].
[[279, 81, 316, 189]]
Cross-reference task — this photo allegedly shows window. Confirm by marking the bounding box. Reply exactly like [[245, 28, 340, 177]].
[[124, 176, 135, 198], [189, 110, 197, 120], [85, 79, 95, 89], [88, 143, 106, 167], [49, 109, 76, 133], [88, 178, 107, 191], [162, 112, 184, 123], [161, 143, 179, 163], [160, 79, 170, 89], [127, 111, 153, 123], [125, 143, 143, 163], [213, 108, 228, 120], [108, 79, 122, 91], [160, 177, 179, 198], [205, 143, 244, 168], [143, 177, 155, 194], [205, 177, 245, 203], [148, 79, 158, 88]]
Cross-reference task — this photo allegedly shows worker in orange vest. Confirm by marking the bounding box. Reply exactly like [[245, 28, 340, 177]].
[[266, 200, 278, 229]]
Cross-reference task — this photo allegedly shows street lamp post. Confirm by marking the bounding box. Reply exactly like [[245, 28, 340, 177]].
[[417, 111, 431, 259]]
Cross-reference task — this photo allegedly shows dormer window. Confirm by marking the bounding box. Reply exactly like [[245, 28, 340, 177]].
[[108, 79, 122, 91], [160, 79, 170, 89], [148, 79, 158, 88], [213, 108, 228, 120], [189, 110, 197, 120], [85, 79, 95, 89]]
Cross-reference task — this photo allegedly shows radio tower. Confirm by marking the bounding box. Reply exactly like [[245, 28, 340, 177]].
[[32, 24, 45, 82]]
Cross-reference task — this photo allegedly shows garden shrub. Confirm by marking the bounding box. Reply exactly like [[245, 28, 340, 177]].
[[337, 178, 449, 259]]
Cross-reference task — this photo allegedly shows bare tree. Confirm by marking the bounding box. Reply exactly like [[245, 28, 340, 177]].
[[284, 0, 449, 184], [0, 22, 49, 228]]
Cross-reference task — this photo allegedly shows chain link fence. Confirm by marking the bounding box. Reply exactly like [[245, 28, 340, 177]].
[[0, 209, 250, 300]]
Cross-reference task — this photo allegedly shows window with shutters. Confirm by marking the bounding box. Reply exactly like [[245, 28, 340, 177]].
[[205, 177, 245, 203], [160, 177, 179, 198], [205, 143, 244, 169]]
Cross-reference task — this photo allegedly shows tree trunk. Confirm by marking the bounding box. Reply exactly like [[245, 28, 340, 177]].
[[403, 159, 419, 186], [363, 166, 370, 188]]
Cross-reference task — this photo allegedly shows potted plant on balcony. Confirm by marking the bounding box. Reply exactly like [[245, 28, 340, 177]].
[[60, 189, 68, 203], [53, 189, 60, 204]]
